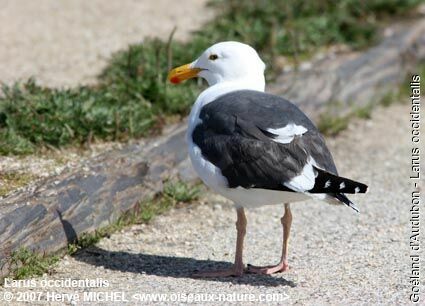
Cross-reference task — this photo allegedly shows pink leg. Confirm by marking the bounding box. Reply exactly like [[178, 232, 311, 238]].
[[193, 207, 247, 277], [247, 203, 292, 274]]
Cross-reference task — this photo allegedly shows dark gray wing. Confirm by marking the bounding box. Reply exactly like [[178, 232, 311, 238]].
[[192, 90, 338, 192]]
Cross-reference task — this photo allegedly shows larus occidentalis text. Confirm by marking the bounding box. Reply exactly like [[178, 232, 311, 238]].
[[168, 41, 368, 277]]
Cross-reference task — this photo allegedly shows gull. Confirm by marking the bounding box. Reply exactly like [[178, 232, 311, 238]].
[[168, 41, 368, 277]]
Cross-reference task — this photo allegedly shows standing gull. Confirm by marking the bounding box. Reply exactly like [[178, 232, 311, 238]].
[[168, 41, 368, 277]]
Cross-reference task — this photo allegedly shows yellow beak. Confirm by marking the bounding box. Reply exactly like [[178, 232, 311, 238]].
[[168, 63, 202, 84]]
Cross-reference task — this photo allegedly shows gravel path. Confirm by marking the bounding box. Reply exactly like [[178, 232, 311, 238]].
[[0, 0, 212, 87], [1, 102, 423, 305]]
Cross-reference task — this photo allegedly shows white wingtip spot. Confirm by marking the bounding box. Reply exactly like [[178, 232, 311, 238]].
[[325, 180, 331, 188], [354, 187, 360, 193], [339, 182, 345, 189]]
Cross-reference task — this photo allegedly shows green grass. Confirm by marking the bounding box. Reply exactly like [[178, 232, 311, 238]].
[[8, 248, 59, 280], [0, 0, 423, 155], [317, 114, 350, 136], [354, 104, 374, 119], [163, 180, 201, 203]]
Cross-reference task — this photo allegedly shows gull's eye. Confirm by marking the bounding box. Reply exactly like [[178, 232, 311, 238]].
[[209, 54, 218, 61]]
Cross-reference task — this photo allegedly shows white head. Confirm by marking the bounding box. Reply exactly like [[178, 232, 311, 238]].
[[168, 41, 266, 89]]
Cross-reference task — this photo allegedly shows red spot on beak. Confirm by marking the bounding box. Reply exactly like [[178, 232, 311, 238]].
[[170, 76, 181, 84]]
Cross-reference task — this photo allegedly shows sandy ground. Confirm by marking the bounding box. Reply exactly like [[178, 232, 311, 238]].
[[0, 0, 213, 87], [1, 102, 423, 305]]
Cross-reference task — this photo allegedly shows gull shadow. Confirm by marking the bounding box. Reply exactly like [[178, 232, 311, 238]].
[[57, 208, 295, 287], [74, 246, 296, 287]]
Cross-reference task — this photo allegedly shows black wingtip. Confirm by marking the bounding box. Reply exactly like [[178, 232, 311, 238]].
[[348, 202, 360, 213], [335, 193, 360, 213], [311, 167, 368, 194]]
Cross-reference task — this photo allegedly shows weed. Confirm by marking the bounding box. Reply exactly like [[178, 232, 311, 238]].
[[379, 91, 398, 107], [354, 104, 373, 119], [317, 114, 349, 136], [67, 231, 107, 255], [163, 180, 200, 203], [8, 248, 59, 280]]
